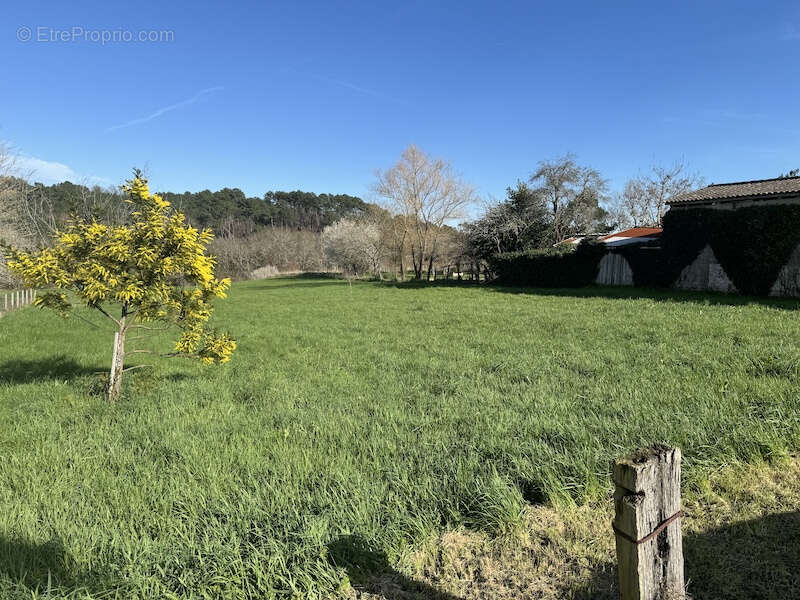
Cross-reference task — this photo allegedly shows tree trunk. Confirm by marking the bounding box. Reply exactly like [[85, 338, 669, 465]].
[[427, 254, 435, 281], [108, 311, 127, 401]]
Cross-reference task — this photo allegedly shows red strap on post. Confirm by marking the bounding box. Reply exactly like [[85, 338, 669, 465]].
[[612, 510, 682, 545]]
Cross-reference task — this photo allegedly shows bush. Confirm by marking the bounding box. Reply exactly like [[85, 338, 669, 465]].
[[491, 241, 606, 287], [211, 228, 325, 280], [249, 265, 280, 280]]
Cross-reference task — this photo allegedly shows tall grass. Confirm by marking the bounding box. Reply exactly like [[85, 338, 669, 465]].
[[0, 279, 798, 598]]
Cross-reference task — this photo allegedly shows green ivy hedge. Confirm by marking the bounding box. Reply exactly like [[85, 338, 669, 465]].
[[608, 245, 671, 287], [491, 242, 606, 287], [492, 205, 800, 295], [662, 204, 800, 295]]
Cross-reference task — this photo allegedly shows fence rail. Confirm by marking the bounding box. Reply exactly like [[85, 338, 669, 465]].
[[0, 289, 37, 317]]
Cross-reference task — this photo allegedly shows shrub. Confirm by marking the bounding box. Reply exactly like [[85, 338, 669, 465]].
[[250, 265, 280, 280], [491, 241, 606, 287]]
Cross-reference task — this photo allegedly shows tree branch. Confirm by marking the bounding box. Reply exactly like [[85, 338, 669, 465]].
[[93, 304, 120, 327], [72, 312, 102, 330]]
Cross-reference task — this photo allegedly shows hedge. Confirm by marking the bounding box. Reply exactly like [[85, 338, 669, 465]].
[[608, 245, 671, 288], [492, 204, 800, 295], [491, 242, 606, 287]]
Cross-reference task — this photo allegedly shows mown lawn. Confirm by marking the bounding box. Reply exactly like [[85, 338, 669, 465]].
[[0, 278, 799, 599]]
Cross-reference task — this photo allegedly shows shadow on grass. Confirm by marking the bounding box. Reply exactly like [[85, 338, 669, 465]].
[[580, 511, 800, 600], [0, 356, 102, 384], [331, 511, 800, 599], [0, 536, 116, 596], [384, 279, 800, 311], [328, 535, 463, 600], [249, 273, 352, 290], [255, 280, 351, 290], [683, 511, 800, 600]]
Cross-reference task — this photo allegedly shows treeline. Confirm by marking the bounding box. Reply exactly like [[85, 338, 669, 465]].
[[6, 179, 372, 234], [1, 145, 707, 286], [462, 155, 702, 266], [0, 174, 379, 284], [162, 189, 370, 234]]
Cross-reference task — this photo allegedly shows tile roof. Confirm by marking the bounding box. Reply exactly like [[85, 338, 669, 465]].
[[600, 227, 662, 240], [668, 176, 800, 205]]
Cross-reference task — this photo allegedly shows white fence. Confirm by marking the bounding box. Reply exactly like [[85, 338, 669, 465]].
[[0, 289, 37, 317]]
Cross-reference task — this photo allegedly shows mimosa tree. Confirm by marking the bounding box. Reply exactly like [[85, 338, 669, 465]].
[[2, 170, 235, 400]]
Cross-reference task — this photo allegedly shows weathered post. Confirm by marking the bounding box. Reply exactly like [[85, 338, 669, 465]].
[[612, 445, 684, 600]]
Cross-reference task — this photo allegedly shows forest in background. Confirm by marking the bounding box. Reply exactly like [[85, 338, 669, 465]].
[[1, 144, 708, 287]]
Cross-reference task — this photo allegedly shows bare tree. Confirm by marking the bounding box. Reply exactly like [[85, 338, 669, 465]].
[[529, 154, 608, 244], [380, 213, 410, 281], [615, 178, 648, 228], [0, 144, 23, 287], [211, 227, 327, 279], [375, 145, 475, 280], [619, 162, 703, 227], [322, 218, 384, 278]]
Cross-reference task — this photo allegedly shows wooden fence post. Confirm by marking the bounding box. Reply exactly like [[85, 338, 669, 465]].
[[612, 445, 684, 600]]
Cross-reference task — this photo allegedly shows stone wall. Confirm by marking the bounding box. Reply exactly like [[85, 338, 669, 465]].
[[673, 245, 738, 294], [770, 243, 800, 297]]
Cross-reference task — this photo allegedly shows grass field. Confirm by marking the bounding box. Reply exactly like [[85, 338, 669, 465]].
[[1, 278, 799, 599]]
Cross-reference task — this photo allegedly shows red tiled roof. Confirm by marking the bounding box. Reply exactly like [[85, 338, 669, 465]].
[[668, 176, 800, 205], [600, 227, 662, 240]]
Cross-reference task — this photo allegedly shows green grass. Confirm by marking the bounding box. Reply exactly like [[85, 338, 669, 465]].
[[0, 278, 799, 598]]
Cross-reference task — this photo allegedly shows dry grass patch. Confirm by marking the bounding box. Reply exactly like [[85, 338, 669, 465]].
[[347, 458, 800, 600]]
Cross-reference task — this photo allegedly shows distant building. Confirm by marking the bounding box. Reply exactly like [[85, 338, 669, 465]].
[[667, 176, 800, 210], [555, 233, 606, 246], [599, 227, 662, 247]]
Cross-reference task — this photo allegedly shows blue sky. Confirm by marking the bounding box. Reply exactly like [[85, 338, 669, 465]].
[[3, 1, 800, 205]]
